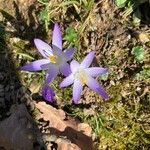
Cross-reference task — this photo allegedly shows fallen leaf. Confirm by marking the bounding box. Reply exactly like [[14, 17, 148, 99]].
[[56, 139, 81, 150], [78, 123, 92, 137], [137, 32, 149, 43], [35, 101, 68, 131], [29, 81, 41, 93], [35, 102, 93, 150]]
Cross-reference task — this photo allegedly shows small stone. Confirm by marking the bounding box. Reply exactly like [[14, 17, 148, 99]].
[[20, 26, 25, 31], [110, 80, 115, 86], [136, 87, 141, 91]]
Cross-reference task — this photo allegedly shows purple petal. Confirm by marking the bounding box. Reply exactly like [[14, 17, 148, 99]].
[[81, 51, 95, 68], [34, 39, 52, 58], [60, 74, 74, 88], [86, 76, 109, 99], [52, 44, 62, 52], [21, 59, 50, 71], [60, 62, 71, 76], [70, 60, 80, 72], [73, 79, 83, 104], [85, 67, 108, 77], [42, 85, 55, 102], [52, 23, 62, 50], [45, 65, 59, 84], [40, 63, 51, 70], [64, 48, 75, 60]]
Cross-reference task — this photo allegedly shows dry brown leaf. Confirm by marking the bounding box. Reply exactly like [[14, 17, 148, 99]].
[[137, 32, 149, 43], [29, 81, 41, 93], [35, 101, 69, 131], [78, 123, 92, 137], [101, 0, 110, 11], [35, 102, 93, 150], [57, 142, 80, 150]]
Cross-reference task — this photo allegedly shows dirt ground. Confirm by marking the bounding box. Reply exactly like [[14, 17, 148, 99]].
[[0, 0, 150, 150]]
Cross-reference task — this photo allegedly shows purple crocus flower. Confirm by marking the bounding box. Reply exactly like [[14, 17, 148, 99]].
[[42, 85, 55, 102], [60, 51, 109, 104], [21, 23, 75, 84]]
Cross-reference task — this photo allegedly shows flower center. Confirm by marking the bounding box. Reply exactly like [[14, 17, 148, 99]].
[[74, 68, 88, 85], [49, 55, 58, 64]]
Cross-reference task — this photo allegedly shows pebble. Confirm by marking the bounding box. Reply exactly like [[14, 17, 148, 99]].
[[136, 87, 141, 91]]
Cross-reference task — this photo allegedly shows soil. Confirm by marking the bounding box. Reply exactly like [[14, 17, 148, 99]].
[[0, 0, 150, 150]]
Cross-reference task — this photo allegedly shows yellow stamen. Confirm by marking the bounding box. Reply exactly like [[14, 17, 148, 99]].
[[75, 69, 88, 85], [79, 73, 87, 85], [49, 55, 58, 64]]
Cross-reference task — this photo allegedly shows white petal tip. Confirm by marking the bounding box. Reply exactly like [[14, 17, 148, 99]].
[[59, 84, 63, 88], [34, 38, 41, 44]]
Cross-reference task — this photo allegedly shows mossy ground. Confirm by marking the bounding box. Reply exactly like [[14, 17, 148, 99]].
[[0, 0, 150, 149]]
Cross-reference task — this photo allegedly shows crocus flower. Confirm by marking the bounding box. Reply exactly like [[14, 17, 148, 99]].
[[21, 23, 75, 84], [60, 51, 109, 104], [42, 85, 55, 102]]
